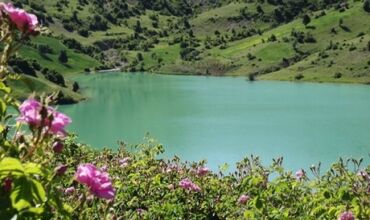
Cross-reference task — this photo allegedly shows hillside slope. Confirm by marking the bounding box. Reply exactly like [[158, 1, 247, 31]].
[[9, 0, 370, 87]]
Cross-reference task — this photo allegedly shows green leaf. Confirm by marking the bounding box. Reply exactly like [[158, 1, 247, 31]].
[[244, 210, 255, 219], [63, 204, 73, 214], [30, 179, 46, 203], [323, 191, 331, 199], [0, 157, 24, 176], [26, 207, 44, 215], [0, 99, 6, 115], [0, 81, 11, 94], [10, 177, 46, 212], [24, 163, 43, 176], [338, 188, 350, 201], [254, 197, 263, 209], [10, 177, 33, 211], [152, 174, 161, 185]]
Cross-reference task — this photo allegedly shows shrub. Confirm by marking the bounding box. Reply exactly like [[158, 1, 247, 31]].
[[304, 32, 316, 43], [73, 81, 80, 92], [136, 52, 144, 61], [8, 57, 36, 76], [37, 44, 54, 55], [77, 28, 89, 37], [334, 72, 342, 79], [302, 14, 311, 26], [268, 34, 277, 42], [295, 73, 304, 80], [41, 68, 66, 86], [247, 53, 256, 60], [364, 0, 370, 13], [58, 50, 68, 64]]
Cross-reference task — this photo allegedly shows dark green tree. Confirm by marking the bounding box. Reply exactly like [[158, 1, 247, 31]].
[[134, 20, 142, 33], [302, 14, 311, 26], [364, 0, 370, 13], [58, 50, 68, 64], [137, 53, 143, 61]]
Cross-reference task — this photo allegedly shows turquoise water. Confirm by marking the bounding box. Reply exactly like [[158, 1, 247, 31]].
[[59, 73, 370, 171]]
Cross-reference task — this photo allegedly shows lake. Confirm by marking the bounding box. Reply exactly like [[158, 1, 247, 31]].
[[59, 73, 370, 171]]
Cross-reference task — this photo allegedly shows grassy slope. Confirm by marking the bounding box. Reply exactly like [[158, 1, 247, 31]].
[[260, 3, 370, 83], [191, 2, 274, 37], [154, 2, 370, 83], [15, 1, 370, 85], [7, 75, 85, 102], [13, 35, 100, 102], [19, 36, 100, 75]]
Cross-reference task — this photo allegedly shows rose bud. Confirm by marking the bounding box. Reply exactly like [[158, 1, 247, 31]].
[[53, 141, 64, 153], [54, 164, 67, 176]]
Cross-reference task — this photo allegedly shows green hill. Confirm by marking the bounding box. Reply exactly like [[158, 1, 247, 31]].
[[8, 0, 370, 100]]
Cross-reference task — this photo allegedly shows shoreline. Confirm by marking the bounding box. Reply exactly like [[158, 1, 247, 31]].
[[87, 69, 370, 86]]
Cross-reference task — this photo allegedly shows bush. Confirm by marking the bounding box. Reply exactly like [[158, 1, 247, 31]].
[[41, 68, 66, 86], [58, 50, 68, 64], [302, 14, 311, 26], [37, 44, 54, 55], [8, 57, 36, 76], [334, 72, 342, 79], [295, 73, 304, 80], [247, 53, 256, 60], [180, 47, 200, 61], [304, 33, 316, 43], [364, 0, 370, 13], [73, 81, 80, 92], [77, 28, 89, 37], [268, 34, 277, 42], [136, 52, 144, 61]]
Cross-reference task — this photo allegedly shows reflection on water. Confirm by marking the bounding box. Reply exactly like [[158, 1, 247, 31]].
[[60, 73, 370, 171]]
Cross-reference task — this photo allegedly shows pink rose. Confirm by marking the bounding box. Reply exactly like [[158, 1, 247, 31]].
[[238, 194, 250, 204], [54, 164, 68, 176], [52, 141, 64, 153], [17, 99, 71, 137], [197, 167, 210, 176], [64, 186, 75, 195], [49, 111, 72, 136], [17, 99, 42, 126], [179, 178, 201, 192], [0, 3, 38, 33], [75, 163, 115, 200], [338, 211, 355, 220], [295, 169, 305, 180], [119, 157, 130, 167]]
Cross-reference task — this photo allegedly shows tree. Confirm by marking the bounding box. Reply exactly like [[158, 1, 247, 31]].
[[367, 41, 370, 51], [134, 20, 142, 33], [302, 14, 311, 26], [58, 50, 68, 64], [339, 18, 344, 27], [364, 0, 370, 13], [136, 53, 143, 61], [257, 5, 264, 14]]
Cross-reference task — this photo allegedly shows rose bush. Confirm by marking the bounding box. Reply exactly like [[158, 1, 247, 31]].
[[0, 4, 369, 220]]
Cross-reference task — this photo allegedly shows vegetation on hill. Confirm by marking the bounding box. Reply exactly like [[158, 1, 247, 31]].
[[3, 0, 368, 93]]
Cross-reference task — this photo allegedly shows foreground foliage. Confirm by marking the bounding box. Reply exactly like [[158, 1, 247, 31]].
[[0, 3, 369, 220]]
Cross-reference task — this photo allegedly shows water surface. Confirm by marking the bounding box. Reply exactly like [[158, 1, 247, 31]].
[[60, 73, 370, 171]]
